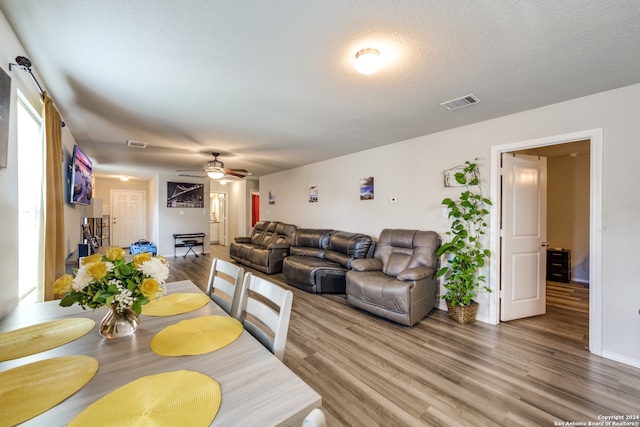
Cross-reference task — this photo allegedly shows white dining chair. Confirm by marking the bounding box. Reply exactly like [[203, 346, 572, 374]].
[[206, 258, 245, 319], [237, 273, 293, 361], [302, 408, 326, 427]]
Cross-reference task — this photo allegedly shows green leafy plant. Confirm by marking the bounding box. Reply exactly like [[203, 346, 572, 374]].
[[437, 159, 492, 307]]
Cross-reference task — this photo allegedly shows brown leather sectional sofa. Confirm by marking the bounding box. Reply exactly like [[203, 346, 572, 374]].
[[229, 221, 297, 274], [282, 229, 375, 293]]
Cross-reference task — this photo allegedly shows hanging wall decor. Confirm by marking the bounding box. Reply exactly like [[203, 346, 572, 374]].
[[308, 185, 318, 203], [359, 177, 374, 200], [167, 182, 204, 208]]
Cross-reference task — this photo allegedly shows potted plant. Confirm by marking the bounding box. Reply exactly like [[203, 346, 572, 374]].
[[437, 159, 492, 324]]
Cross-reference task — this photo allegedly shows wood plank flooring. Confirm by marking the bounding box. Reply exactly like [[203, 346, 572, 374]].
[[168, 246, 640, 427]]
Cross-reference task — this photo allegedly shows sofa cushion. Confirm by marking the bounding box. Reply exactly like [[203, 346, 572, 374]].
[[328, 231, 373, 259], [250, 221, 270, 247], [375, 229, 440, 277], [291, 229, 332, 249], [347, 271, 411, 315], [283, 255, 347, 292], [290, 246, 326, 258], [324, 250, 352, 268]]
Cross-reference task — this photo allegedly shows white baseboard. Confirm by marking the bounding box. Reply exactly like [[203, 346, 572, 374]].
[[601, 350, 640, 369]]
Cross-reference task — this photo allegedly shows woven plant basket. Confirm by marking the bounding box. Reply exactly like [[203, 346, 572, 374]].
[[446, 301, 479, 324]]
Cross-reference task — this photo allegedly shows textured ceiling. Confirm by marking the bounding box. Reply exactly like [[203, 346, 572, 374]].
[[1, 1, 639, 180]]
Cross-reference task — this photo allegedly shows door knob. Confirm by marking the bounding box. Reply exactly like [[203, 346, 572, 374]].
[[541, 242, 549, 247]]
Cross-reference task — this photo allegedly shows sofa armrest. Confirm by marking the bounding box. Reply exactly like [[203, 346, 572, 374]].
[[234, 236, 251, 243], [267, 243, 291, 250], [396, 266, 435, 282], [350, 258, 383, 272]]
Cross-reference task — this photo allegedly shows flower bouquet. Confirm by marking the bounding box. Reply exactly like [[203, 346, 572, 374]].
[[53, 247, 169, 338]]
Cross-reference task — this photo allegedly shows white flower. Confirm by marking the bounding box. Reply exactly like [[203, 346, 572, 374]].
[[139, 258, 169, 284], [72, 267, 92, 291]]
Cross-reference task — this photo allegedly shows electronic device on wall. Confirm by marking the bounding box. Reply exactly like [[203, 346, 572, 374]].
[[69, 145, 93, 206], [176, 152, 251, 180]]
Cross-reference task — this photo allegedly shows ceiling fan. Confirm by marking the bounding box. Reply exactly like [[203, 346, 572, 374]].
[[176, 152, 251, 180]]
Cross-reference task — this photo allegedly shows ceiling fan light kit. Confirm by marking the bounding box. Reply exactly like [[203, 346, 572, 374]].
[[177, 152, 250, 180], [207, 170, 225, 180]]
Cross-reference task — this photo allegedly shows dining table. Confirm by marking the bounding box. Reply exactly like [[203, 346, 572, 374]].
[[0, 280, 322, 426]]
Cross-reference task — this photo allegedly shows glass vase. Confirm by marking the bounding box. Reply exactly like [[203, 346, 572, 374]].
[[99, 305, 140, 339]]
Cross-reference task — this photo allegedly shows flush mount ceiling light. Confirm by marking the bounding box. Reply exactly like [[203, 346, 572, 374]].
[[354, 48, 381, 75], [120, 176, 129, 181]]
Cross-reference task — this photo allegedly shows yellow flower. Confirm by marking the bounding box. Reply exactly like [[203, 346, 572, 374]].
[[53, 274, 74, 294], [133, 253, 152, 268], [156, 255, 169, 265], [140, 278, 159, 298], [86, 262, 108, 281], [105, 247, 125, 262], [81, 253, 102, 266]]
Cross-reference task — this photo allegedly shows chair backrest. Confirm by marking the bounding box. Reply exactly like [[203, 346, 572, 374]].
[[207, 258, 245, 319], [302, 408, 327, 427], [237, 273, 293, 361], [374, 229, 441, 278]]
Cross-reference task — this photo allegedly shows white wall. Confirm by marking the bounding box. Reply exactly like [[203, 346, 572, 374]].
[[0, 10, 23, 317], [0, 10, 82, 315], [547, 153, 590, 283], [261, 83, 640, 366], [156, 175, 210, 257]]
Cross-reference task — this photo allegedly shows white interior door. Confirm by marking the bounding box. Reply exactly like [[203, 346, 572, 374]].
[[111, 190, 146, 248], [501, 153, 548, 321], [218, 193, 227, 246]]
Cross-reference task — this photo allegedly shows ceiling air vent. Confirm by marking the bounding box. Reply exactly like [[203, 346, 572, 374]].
[[440, 94, 482, 111], [126, 140, 148, 149]]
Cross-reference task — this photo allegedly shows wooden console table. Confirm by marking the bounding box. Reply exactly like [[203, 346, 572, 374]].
[[173, 232, 206, 258]]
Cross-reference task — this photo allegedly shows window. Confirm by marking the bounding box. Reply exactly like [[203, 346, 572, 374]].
[[17, 91, 44, 304]]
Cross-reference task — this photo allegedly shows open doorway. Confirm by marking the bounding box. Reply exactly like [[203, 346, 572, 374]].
[[503, 141, 590, 348], [210, 192, 227, 246], [489, 129, 603, 356]]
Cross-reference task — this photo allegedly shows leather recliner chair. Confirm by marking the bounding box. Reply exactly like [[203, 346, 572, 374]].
[[345, 229, 441, 326]]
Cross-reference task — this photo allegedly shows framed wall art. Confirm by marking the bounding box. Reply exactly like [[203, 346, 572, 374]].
[[308, 185, 318, 203], [360, 177, 374, 200], [167, 182, 204, 208]]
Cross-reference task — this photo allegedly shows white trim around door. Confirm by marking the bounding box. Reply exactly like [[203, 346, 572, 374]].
[[489, 128, 603, 357]]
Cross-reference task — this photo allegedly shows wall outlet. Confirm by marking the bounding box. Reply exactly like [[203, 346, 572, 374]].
[[390, 196, 398, 204], [180, 210, 185, 215]]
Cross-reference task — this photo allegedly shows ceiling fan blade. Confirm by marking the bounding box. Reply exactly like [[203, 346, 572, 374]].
[[226, 168, 248, 173], [176, 169, 204, 172], [225, 170, 248, 178], [176, 173, 206, 178]]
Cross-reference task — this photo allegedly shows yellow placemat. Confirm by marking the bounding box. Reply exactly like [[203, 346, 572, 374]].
[[68, 370, 221, 427], [150, 315, 243, 356], [0, 317, 95, 362], [0, 355, 98, 426], [141, 293, 210, 316]]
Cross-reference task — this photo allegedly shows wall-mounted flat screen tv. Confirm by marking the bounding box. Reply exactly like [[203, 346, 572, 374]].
[[70, 145, 93, 205]]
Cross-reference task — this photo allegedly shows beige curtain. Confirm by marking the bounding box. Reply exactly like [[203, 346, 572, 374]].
[[42, 93, 65, 301]]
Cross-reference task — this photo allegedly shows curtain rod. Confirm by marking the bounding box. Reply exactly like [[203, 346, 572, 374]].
[[9, 55, 65, 127], [9, 56, 44, 94]]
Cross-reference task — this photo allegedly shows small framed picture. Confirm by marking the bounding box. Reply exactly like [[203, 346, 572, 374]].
[[308, 185, 318, 203], [360, 177, 374, 200]]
